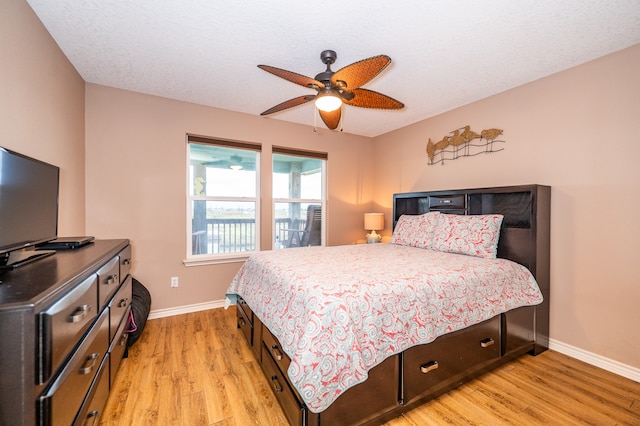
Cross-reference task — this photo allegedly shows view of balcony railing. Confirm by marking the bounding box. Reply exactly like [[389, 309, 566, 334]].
[[192, 218, 302, 254]]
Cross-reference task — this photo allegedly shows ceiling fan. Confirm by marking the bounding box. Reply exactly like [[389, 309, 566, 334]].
[[258, 50, 404, 130]]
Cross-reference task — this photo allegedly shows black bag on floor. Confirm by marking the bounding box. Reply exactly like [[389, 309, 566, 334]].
[[124, 277, 152, 357]]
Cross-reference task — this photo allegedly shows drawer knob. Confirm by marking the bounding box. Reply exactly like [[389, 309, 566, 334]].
[[105, 274, 118, 285], [122, 258, 131, 266], [480, 337, 495, 348], [420, 360, 439, 374], [271, 345, 283, 361], [68, 304, 91, 323], [118, 298, 129, 308], [271, 375, 283, 393], [79, 353, 100, 375], [119, 334, 128, 346], [238, 317, 246, 328]]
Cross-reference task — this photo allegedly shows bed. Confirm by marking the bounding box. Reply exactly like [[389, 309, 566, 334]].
[[226, 184, 550, 426]]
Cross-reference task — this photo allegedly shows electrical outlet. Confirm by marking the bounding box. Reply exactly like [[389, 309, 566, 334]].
[[170, 276, 179, 288]]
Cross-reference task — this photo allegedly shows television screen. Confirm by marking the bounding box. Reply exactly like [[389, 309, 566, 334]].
[[0, 147, 59, 260]]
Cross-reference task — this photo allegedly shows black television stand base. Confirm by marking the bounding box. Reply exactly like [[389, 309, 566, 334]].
[[0, 249, 55, 270]]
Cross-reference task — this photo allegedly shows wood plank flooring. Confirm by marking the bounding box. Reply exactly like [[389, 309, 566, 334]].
[[100, 307, 640, 425]]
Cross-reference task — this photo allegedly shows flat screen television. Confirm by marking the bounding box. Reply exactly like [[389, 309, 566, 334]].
[[0, 147, 59, 269]]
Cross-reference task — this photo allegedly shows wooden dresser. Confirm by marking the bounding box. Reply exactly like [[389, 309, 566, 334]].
[[0, 239, 132, 425]]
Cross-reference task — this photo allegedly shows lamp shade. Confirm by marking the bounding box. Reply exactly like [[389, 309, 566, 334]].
[[315, 92, 342, 112], [364, 213, 384, 231]]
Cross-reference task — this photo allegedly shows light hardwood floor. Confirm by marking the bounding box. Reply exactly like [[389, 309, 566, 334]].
[[100, 307, 640, 425]]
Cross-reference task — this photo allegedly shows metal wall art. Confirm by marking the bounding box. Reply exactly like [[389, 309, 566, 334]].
[[426, 125, 505, 165]]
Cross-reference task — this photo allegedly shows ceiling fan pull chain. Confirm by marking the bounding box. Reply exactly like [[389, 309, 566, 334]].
[[313, 105, 318, 132]]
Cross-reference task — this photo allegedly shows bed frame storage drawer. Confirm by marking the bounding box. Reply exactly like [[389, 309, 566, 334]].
[[236, 298, 253, 346], [318, 354, 401, 426], [403, 316, 501, 404], [262, 326, 304, 401], [237, 302, 252, 345], [261, 343, 306, 426], [236, 297, 262, 359]]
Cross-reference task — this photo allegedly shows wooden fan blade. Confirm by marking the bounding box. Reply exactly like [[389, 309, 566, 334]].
[[331, 55, 391, 89], [260, 95, 315, 116], [319, 108, 341, 130], [344, 88, 404, 109], [258, 65, 324, 89]]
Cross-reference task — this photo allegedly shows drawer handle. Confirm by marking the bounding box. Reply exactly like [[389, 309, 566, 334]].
[[439, 199, 452, 204], [271, 375, 283, 393], [420, 360, 439, 374], [85, 409, 100, 426], [480, 337, 495, 348], [105, 274, 118, 285], [68, 304, 91, 323], [80, 353, 100, 375], [118, 298, 129, 308], [271, 345, 283, 361]]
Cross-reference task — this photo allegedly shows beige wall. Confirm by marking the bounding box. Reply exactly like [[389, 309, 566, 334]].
[[84, 85, 374, 312], [6, 0, 638, 374], [0, 0, 86, 235], [373, 44, 640, 369]]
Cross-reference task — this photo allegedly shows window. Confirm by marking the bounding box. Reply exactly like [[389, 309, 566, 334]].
[[272, 148, 326, 249], [187, 136, 260, 262]]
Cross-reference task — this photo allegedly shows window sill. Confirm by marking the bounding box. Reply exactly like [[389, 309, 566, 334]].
[[183, 253, 251, 267]]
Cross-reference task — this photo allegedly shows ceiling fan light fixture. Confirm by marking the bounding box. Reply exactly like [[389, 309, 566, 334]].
[[315, 91, 342, 112]]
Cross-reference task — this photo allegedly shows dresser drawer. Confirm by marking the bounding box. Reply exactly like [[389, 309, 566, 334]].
[[109, 275, 132, 342], [261, 343, 305, 426], [118, 245, 132, 282], [97, 257, 120, 308], [428, 194, 466, 210], [403, 316, 500, 404], [109, 306, 130, 386], [73, 354, 110, 426], [38, 308, 110, 426], [38, 274, 99, 384]]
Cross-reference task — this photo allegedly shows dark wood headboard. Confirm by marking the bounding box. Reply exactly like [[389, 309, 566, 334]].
[[393, 184, 551, 352]]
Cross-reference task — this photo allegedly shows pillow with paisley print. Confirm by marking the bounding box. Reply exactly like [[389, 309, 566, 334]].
[[432, 213, 504, 258], [390, 212, 440, 249]]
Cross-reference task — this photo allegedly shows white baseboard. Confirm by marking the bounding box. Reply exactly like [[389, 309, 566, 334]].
[[549, 338, 640, 383], [149, 301, 639, 384], [148, 299, 227, 320]]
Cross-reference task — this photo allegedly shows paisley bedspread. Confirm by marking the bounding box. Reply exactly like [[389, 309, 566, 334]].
[[225, 243, 543, 413]]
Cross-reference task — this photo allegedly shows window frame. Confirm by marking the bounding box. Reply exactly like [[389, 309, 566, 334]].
[[272, 146, 327, 250], [185, 135, 261, 266]]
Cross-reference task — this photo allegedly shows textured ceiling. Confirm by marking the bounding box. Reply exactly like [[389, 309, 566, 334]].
[[26, 0, 640, 137]]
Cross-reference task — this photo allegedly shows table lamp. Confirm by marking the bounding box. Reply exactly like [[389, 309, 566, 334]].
[[364, 213, 384, 243]]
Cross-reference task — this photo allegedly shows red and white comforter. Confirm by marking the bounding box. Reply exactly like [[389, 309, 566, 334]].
[[226, 243, 543, 412]]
